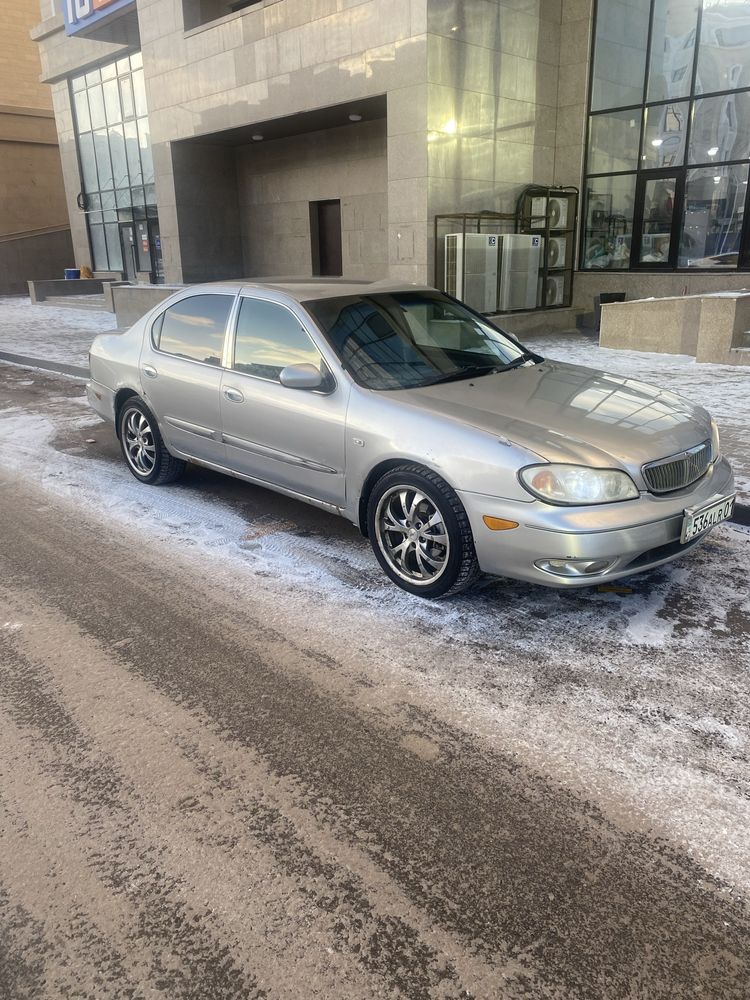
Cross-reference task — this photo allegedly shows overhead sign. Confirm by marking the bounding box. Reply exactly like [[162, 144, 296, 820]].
[[62, 0, 136, 36]]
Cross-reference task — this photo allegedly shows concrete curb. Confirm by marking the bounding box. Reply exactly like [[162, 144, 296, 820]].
[[1, 349, 749, 526], [0, 350, 88, 380]]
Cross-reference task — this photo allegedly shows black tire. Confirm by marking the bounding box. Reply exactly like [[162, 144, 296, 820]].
[[367, 464, 480, 598], [118, 397, 186, 485]]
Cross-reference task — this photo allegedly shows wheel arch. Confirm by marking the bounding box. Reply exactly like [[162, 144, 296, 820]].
[[113, 388, 140, 438], [357, 458, 454, 536]]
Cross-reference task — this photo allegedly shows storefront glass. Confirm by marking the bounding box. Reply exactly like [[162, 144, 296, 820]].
[[584, 0, 750, 271], [70, 53, 158, 275]]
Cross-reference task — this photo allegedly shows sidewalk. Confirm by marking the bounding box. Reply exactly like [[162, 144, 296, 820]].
[[0, 294, 748, 508]]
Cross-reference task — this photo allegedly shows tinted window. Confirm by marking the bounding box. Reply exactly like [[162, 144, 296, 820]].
[[156, 294, 232, 366], [233, 298, 323, 381]]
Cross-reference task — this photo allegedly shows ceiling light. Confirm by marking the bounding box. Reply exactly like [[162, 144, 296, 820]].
[[251, 134, 264, 141], [714, 175, 722, 183], [348, 113, 362, 122], [442, 118, 458, 134], [707, 146, 719, 156], [651, 138, 663, 147]]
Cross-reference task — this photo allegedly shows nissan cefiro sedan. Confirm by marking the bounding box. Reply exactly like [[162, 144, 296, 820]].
[[87, 280, 735, 598]]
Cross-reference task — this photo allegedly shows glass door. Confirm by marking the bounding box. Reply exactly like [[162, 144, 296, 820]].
[[632, 171, 684, 268]]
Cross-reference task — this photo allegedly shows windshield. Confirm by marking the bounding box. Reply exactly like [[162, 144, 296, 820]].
[[303, 291, 541, 390]]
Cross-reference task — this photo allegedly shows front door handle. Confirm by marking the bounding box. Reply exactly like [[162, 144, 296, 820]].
[[223, 386, 244, 403], [142, 364, 158, 378]]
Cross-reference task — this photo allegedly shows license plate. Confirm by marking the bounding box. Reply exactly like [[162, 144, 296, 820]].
[[680, 494, 735, 544]]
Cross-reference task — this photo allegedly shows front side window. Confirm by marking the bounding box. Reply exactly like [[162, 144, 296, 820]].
[[233, 298, 324, 381], [305, 292, 536, 391], [154, 294, 233, 366]]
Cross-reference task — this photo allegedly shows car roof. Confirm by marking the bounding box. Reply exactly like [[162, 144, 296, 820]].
[[202, 277, 437, 303]]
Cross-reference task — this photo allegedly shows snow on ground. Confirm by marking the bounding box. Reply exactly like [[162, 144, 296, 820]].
[[1, 369, 749, 898], [0, 295, 117, 366]]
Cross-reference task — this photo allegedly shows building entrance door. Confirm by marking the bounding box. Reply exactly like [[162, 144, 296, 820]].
[[311, 199, 342, 276], [119, 223, 138, 282], [631, 170, 684, 269]]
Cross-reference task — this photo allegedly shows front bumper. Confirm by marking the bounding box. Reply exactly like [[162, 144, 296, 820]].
[[458, 457, 735, 587]]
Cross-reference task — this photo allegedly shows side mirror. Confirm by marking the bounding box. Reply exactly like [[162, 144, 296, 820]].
[[279, 363, 324, 390]]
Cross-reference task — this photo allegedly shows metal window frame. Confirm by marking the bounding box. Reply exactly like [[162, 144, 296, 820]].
[[581, 0, 750, 273], [69, 50, 155, 274]]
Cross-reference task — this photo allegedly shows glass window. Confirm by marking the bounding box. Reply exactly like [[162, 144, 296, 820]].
[[639, 176, 677, 263], [72, 74, 86, 93], [109, 125, 129, 189], [79, 132, 99, 191], [105, 224, 123, 271], [93, 129, 113, 190], [101, 61, 117, 81], [124, 119, 143, 185], [90, 224, 108, 269], [590, 0, 651, 111], [642, 102, 688, 167], [582, 174, 637, 269], [120, 76, 135, 120], [234, 299, 323, 381], [156, 294, 233, 366], [132, 69, 148, 117], [73, 89, 91, 133], [679, 164, 749, 267], [696, 0, 750, 94], [138, 118, 154, 184], [689, 91, 750, 164], [85, 68, 100, 86], [88, 84, 106, 130], [102, 78, 122, 124], [647, 0, 700, 101], [588, 110, 642, 173]]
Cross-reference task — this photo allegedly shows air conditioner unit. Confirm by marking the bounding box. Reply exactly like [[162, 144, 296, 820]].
[[545, 274, 566, 307], [530, 195, 569, 230], [549, 197, 568, 229], [444, 233, 500, 312], [498, 234, 541, 312], [547, 236, 567, 269]]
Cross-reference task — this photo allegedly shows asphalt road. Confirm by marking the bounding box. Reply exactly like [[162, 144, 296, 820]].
[[1, 367, 749, 998]]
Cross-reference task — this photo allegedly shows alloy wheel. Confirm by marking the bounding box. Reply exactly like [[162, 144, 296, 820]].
[[123, 408, 157, 476], [374, 486, 450, 585]]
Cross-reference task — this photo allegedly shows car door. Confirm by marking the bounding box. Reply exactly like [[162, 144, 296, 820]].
[[219, 293, 349, 507], [139, 290, 235, 465]]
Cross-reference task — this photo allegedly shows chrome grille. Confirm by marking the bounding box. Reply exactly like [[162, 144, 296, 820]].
[[642, 440, 712, 494]]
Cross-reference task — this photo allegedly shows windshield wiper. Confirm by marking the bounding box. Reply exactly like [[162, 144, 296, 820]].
[[419, 356, 537, 386]]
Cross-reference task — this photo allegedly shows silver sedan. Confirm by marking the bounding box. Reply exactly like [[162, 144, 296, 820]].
[[87, 280, 735, 597]]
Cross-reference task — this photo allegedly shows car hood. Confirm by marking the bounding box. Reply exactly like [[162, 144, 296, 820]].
[[398, 360, 712, 472]]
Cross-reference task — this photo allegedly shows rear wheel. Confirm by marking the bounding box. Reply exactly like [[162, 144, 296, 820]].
[[367, 465, 480, 598], [118, 398, 185, 485]]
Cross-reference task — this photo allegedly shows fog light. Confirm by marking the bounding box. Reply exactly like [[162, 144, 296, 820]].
[[535, 557, 615, 577]]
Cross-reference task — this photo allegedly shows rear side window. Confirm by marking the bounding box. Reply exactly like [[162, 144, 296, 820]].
[[153, 293, 233, 366], [233, 297, 323, 381]]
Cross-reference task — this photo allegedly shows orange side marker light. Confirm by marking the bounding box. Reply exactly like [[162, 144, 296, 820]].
[[482, 516, 519, 531]]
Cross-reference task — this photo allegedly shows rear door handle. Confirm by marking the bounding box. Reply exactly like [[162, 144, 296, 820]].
[[142, 364, 158, 378], [223, 386, 244, 403]]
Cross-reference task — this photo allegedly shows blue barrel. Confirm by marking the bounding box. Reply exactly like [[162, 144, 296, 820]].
[[64, 268, 81, 280]]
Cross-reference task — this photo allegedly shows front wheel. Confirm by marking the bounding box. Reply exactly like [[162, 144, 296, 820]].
[[367, 465, 480, 598], [118, 398, 186, 485]]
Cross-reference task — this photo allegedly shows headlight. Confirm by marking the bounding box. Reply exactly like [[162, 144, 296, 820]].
[[710, 419, 721, 462], [519, 464, 639, 505]]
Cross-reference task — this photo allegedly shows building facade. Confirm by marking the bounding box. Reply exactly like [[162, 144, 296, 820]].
[[1, 0, 71, 293], [31, 0, 750, 313]]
